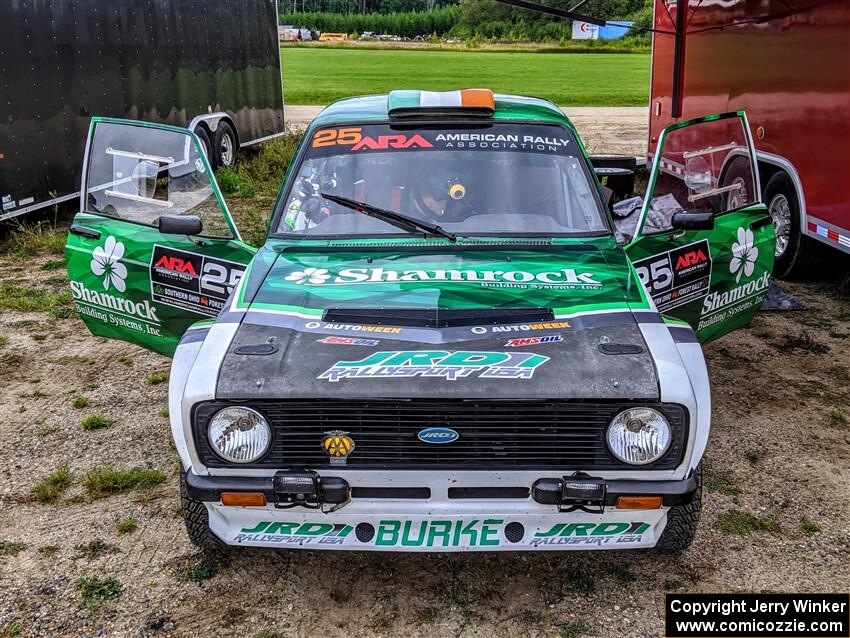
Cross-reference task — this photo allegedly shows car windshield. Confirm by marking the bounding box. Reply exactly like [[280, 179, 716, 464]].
[[274, 122, 608, 237]]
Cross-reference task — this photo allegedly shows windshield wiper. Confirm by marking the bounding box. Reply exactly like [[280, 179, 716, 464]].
[[321, 193, 456, 242]]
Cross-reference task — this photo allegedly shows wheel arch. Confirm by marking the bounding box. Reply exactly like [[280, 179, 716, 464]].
[[756, 152, 807, 224], [188, 112, 241, 149]]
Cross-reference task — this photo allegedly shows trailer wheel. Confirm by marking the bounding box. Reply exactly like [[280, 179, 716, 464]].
[[764, 172, 817, 279], [654, 463, 702, 554], [213, 121, 237, 168], [193, 126, 212, 163], [180, 472, 226, 550]]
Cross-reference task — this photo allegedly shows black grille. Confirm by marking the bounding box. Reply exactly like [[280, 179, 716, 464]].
[[193, 400, 687, 470]]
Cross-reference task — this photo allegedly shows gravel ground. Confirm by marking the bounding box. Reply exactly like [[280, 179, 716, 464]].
[[283, 105, 648, 156]]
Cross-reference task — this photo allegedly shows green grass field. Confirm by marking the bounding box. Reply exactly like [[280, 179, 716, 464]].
[[281, 47, 650, 106]]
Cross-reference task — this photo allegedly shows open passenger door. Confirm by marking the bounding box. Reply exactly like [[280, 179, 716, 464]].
[[65, 118, 256, 356], [623, 112, 776, 342]]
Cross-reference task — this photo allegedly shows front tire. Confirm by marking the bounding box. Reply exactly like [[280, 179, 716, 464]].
[[180, 472, 226, 550], [655, 463, 702, 553], [213, 121, 237, 168]]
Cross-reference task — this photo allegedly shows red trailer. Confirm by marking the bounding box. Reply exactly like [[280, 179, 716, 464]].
[[648, 0, 850, 277]]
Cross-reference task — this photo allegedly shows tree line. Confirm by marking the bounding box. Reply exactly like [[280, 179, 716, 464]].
[[280, 0, 652, 42]]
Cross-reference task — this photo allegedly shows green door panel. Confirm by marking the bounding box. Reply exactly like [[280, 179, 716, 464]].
[[626, 207, 775, 342], [66, 118, 255, 356], [625, 112, 776, 343]]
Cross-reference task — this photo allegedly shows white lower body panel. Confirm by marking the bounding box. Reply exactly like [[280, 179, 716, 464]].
[[207, 502, 669, 552]]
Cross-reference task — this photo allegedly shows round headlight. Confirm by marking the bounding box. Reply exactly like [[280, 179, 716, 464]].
[[606, 407, 671, 465], [207, 407, 271, 464]]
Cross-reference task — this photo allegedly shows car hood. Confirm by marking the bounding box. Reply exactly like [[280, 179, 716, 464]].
[[215, 241, 658, 400]]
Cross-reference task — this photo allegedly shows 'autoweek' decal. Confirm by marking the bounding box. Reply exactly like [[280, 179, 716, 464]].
[[319, 350, 549, 382]]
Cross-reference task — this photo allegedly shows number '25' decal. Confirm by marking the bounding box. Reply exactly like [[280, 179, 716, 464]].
[[633, 240, 713, 313], [150, 245, 245, 317]]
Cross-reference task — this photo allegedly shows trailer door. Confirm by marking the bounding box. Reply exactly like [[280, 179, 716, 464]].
[[624, 112, 776, 343], [65, 119, 255, 357]]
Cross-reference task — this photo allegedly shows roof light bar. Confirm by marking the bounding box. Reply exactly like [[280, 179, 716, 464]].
[[388, 89, 495, 118]]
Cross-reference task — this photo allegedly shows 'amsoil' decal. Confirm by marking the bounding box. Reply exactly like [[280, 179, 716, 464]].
[[150, 245, 246, 317], [318, 350, 549, 382], [504, 335, 563, 347], [633, 239, 712, 312]]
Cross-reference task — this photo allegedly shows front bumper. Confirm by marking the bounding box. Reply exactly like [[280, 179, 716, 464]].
[[188, 471, 698, 551]]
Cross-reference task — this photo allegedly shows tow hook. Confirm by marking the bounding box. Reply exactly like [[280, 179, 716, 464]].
[[532, 472, 607, 513]]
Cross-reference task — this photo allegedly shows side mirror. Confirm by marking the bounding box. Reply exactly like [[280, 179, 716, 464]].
[[671, 211, 715, 231], [158, 214, 202, 236]]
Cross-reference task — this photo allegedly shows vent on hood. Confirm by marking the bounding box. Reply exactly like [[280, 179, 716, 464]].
[[322, 307, 554, 328]]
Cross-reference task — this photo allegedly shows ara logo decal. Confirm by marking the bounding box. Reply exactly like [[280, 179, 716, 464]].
[[504, 335, 562, 347], [351, 134, 433, 151], [318, 350, 549, 382], [154, 254, 198, 275], [417, 427, 459, 444], [674, 248, 708, 271]]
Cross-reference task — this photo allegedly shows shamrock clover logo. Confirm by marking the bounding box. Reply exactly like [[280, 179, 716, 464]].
[[285, 267, 331, 285], [729, 227, 758, 283], [90, 235, 127, 292]]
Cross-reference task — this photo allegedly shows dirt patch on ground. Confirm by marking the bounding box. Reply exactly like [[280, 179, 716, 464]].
[[2, 211, 849, 636], [284, 105, 649, 156]]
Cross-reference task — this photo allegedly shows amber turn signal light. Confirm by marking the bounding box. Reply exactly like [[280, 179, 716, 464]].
[[220, 491, 267, 507], [615, 496, 662, 510]]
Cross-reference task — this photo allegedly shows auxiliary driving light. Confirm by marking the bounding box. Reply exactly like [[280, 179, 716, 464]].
[[532, 473, 607, 513], [272, 470, 350, 507], [207, 406, 271, 464], [606, 407, 671, 465]]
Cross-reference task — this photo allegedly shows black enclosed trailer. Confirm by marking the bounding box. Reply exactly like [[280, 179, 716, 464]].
[[0, 0, 285, 222]]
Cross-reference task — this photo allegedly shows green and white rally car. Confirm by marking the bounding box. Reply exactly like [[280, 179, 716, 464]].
[[66, 90, 775, 552]]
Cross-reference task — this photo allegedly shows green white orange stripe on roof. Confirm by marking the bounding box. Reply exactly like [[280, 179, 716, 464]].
[[388, 89, 495, 116]]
